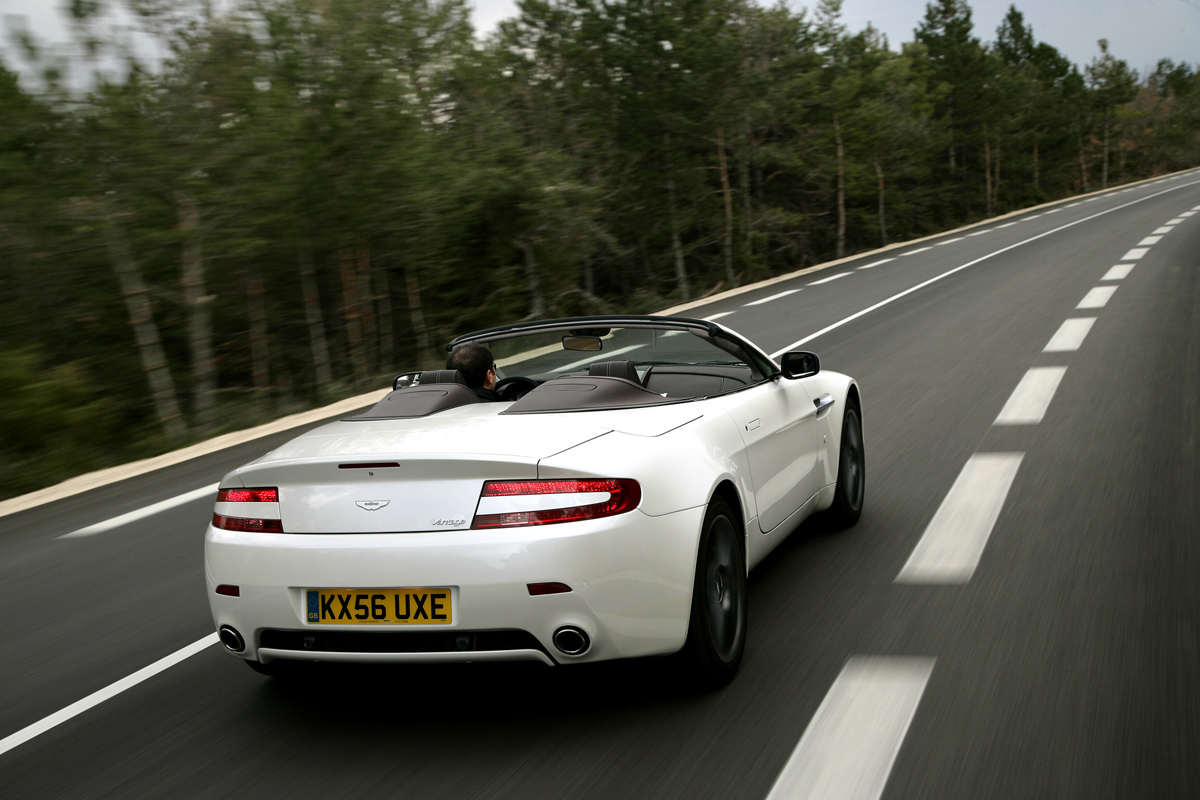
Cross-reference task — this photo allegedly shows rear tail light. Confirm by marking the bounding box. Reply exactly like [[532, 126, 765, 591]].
[[471, 479, 641, 529], [213, 486, 284, 533]]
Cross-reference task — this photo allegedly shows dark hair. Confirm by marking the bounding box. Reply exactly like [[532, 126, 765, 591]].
[[446, 343, 494, 388]]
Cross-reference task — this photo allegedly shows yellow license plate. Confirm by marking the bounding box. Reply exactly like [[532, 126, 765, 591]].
[[305, 588, 452, 625]]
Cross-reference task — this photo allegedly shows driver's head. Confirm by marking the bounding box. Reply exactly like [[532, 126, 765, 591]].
[[446, 343, 496, 389]]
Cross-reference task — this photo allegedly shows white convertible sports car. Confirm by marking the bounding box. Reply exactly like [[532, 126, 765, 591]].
[[205, 315, 863, 686]]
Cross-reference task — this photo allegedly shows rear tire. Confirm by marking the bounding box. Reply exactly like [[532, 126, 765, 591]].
[[827, 405, 865, 528], [680, 496, 747, 689]]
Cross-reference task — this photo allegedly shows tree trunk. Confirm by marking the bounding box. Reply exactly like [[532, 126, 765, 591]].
[[246, 270, 270, 410], [176, 192, 215, 436], [664, 132, 689, 301], [994, 140, 1001, 209], [298, 242, 333, 391], [1101, 112, 1110, 189], [1079, 133, 1089, 192], [833, 113, 846, 259], [1033, 141, 1040, 192], [102, 211, 187, 440], [405, 263, 430, 360], [519, 239, 546, 318], [874, 160, 887, 247], [339, 246, 368, 385], [716, 127, 736, 286], [376, 264, 394, 373], [356, 241, 377, 374], [582, 255, 595, 296], [740, 116, 754, 258], [984, 138, 993, 217]]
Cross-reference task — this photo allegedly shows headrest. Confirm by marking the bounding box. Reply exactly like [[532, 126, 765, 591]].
[[587, 360, 641, 384], [420, 369, 466, 385]]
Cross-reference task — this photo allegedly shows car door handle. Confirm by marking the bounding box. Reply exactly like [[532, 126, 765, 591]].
[[746, 418, 762, 431], [814, 394, 834, 412]]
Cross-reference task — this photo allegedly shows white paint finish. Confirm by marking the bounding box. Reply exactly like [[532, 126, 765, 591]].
[[60, 484, 219, 538], [765, 657, 936, 800], [1121, 248, 1149, 260], [1138, 236, 1163, 245], [936, 237, 965, 245], [995, 367, 1068, 425], [0, 634, 219, 758], [1152, 226, 1174, 234], [1102, 264, 1135, 281], [1077, 285, 1118, 309], [807, 274, 849, 286], [855, 258, 895, 270], [1044, 318, 1096, 353], [900, 247, 932, 256], [745, 289, 801, 306], [702, 311, 734, 321], [896, 453, 1024, 583]]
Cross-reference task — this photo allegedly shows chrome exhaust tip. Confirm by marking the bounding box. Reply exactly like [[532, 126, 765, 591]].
[[219, 625, 246, 653], [552, 626, 590, 656]]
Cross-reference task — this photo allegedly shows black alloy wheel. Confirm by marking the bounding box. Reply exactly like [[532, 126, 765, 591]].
[[681, 496, 747, 688], [828, 405, 865, 527]]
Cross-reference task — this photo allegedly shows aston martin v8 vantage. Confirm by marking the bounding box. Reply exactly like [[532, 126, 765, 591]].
[[204, 315, 864, 685]]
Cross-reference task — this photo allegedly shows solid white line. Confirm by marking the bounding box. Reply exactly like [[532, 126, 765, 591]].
[[59, 484, 220, 539], [856, 258, 894, 270], [1044, 318, 1096, 353], [1121, 248, 1149, 260], [0, 634, 220, 758], [767, 177, 1200, 357], [935, 237, 965, 245], [1138, 236, 1162, 246], [1078, 285, 1118, 309], [1102, 264, 1134, 281], [995, 367, 1067, 425], [765, 656, 935, 800], [896, 453, 1024, 583], [703, 311, 735, 321], [1152, 227, 1174, 234], [807, 274, 848, 286], [900, 247, 932, 256], [745, 289, 801, 307]]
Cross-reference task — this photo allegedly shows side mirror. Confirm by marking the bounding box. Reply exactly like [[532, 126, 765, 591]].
[[780, 351, 820, 379], [393, 372, 421, 390]]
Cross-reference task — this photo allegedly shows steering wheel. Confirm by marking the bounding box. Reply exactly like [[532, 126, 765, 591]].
[[494, 376, 540, 401]]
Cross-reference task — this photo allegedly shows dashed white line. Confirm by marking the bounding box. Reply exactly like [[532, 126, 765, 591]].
[[1044, 318, 1096, 353], [765, 657, 936, 800], [59, 484, 219, 539], [744, 290, 800, 307], [1102, 264, 1134, 281], [935, 237, 965, 246], [1121, 248, 1149, 260], [1138, 236, 1162, 246], [1078, 286, 1118, 309], [896, 453, 1024, 583], [996, 222, 1018, 228], [900, 247, 932, 256], [1181, 211, 1196, 217], [703, 311, 735, 321], [554, 344, 645, 372], [995, 367, 1067, 425], [807, 274, 849, 286], [856, 258, 895, 270], [0, 634, 220, 758], [1167, 218, 1185, 224], [1152, 227, 1174, 234], [1066, 202, 1081, 208], [967, 230, 990, 236], [1044, 208, 1061, 214]]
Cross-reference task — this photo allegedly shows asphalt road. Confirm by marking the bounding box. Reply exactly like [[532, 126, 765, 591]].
[[2, 170, 1199, 799]]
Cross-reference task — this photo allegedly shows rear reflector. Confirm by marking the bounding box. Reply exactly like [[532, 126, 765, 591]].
[[527, 582, 573, 596], [215, 584, 240, 597], [472, 479, 640, 529], [212, 513, 284, 533], [217, 487, 278, 503]]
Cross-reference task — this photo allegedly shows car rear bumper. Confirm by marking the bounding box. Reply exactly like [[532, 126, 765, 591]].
[[204, 505, 706, 665]]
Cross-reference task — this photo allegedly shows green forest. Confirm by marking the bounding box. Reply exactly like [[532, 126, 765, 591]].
[[1, 0, 1198, 500]]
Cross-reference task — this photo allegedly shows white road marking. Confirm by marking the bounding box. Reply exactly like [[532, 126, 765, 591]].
[[995, 367, 1067, 425], [1044, 318, 1096, 353], [896, 453, 1024, 583], [807, 274, 849, 286], [765, 657, 935, 800], [553, 344, 645, 372], [1066, 202, 1081, 207], [996, 222, 1018, 228], [1193, 206, 1200, 211], [935, 237, 964, 245], [856, 258, 895, 270], [1084, 197, 1097, 202], [1044, 208, 1061, 214], [59, 484, 220, 539], [0, 634, 220, 758], [765, 179, 1200, 356], [745, 290, 801, 306], [1102, 264, 1135, 280], [1181, 211, 1196, 217], [1121, 248, 1149, 260], [1078, 285, 1118, 309], [966, 230, 990, 236], [1152, 227, 1174, 234], [703, 311, 735, 321], [900, 247, 932, 256], [1138, 236, 1162, 245], [1167, 218, 1185, 224]]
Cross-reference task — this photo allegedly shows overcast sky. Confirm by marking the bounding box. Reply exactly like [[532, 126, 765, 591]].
[[3, 0, 1199, 80]]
